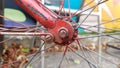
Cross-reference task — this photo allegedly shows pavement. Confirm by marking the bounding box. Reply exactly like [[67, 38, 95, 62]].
[[25, 49, 120, 68]]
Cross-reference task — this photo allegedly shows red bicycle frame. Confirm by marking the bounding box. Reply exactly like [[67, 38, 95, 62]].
[[14, 0, 78, 45]]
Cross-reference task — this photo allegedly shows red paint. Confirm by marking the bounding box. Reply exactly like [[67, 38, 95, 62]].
[[14, 0, 77, 45]]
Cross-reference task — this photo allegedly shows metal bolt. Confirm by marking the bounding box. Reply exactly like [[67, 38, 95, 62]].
[[59, 29, 67, 38], [46, 35, 52, 41]]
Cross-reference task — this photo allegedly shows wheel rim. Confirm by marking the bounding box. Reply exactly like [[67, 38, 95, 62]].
[[0, 0, 120, 68]]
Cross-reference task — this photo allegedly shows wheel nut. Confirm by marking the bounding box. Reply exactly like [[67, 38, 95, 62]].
[[59, 29, 67, 38]]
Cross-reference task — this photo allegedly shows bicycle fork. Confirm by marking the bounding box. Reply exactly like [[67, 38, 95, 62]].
[[14, 0, 78, 45]]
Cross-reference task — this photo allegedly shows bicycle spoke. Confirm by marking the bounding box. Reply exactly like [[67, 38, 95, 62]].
[[72, 0, 108, 17], [58, 0, 64, 15], [77, 40, 99, 68], [25, 41, 45, 68], [77, 32, 120, 39], [79, 26, 120, 40], [68, 46, 98, 68], [76, 0, 106, 29], [75, 39, 118, 66], [72, 0, 95, 16], [0, 36, 15, 44], [0, 0, 119, 68], [80, 24, 120, 32], [67, 0, 72, 19], [83, 0, 95, 8], [0, 15, 29, 28], [83, 18, 120, 29], [58, 45, 68, 68], [78, 18, 120, 33], [107, 35, 120, 40]]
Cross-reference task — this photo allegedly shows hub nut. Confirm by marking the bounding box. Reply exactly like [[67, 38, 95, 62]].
[[59, 29, 68, 38]]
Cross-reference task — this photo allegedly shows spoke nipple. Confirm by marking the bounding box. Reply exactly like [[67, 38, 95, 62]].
[[72, 24, 78, 29]]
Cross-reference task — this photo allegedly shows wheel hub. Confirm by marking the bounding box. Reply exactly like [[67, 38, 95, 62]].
[[48, 19, 78, 45]]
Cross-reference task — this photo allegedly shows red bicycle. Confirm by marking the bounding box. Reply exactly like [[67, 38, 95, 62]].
[[0, 0, 120, 68]]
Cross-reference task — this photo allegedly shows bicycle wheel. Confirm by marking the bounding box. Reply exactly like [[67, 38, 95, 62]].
[[0, 0, 120, 68]]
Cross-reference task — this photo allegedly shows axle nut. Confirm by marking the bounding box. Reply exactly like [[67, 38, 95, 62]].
[[59, 29, 67, 38]]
